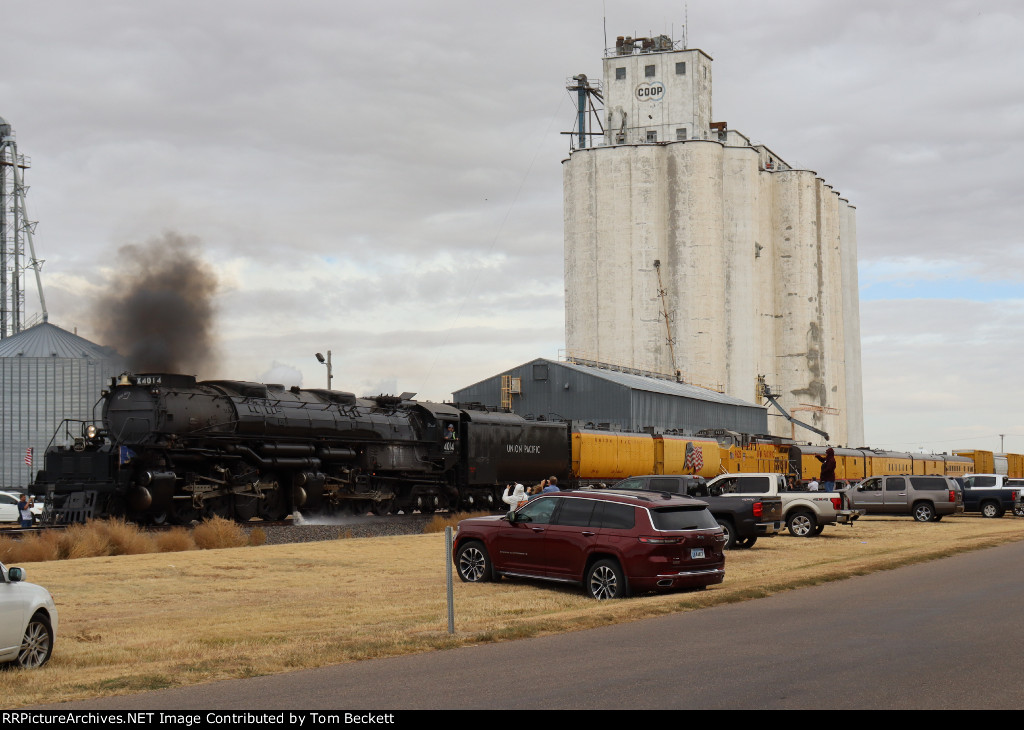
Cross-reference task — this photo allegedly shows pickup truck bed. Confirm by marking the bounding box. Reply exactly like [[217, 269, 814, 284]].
[[606, 475, 784, 549], [705, 473, 863, 537]]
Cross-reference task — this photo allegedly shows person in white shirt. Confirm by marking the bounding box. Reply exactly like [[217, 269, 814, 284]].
[[501, 483, 528, 513]]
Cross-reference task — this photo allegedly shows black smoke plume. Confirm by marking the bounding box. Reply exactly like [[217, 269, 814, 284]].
[[93, 233, 219, 375]]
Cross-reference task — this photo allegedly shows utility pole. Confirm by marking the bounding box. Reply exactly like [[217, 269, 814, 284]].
[[315, 351, 333, 390]]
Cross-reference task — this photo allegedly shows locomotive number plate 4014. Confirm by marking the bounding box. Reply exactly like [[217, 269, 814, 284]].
[[690, 548, 705, 559]]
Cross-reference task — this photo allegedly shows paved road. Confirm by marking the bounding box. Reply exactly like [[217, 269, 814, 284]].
[[39, 540, 1024, 710]]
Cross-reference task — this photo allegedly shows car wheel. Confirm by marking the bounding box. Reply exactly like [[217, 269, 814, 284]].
[[16, 613, 53, 669], [787, 510, 817, 537], [912, 502, 935, 523], [931, 515, 943, 522], [981, 501, 1002, 518], [586, 559, 629, 600], [810, 524, 825, 536], [455, 541, 492, 583], [716, 519, 736, 550], [733, 536, 758, 549]]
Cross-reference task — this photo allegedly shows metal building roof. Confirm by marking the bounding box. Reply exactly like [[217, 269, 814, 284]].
[[552, 360, 761, 409], [0, 322, 120, 360]]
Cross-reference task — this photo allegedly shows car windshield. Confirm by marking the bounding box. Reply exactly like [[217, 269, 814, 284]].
[[649, 506, 717, 531]]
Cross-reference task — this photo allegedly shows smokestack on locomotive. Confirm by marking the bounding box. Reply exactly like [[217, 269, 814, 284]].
[[32, 372, 570, 524]]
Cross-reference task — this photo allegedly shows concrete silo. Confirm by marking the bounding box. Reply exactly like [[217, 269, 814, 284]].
[[563, 34, 863, 446]]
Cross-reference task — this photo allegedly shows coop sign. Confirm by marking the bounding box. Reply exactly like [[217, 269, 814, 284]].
[[635, 82, 665, 101]]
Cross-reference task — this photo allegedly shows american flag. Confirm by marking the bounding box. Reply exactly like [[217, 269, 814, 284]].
[[24, 447, 33, 466], [685, 442, 704, 473]]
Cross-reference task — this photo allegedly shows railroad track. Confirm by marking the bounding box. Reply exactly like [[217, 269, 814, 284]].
[[1, 512, 448, 545]]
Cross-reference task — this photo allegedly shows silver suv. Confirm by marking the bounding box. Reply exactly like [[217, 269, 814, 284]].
[[844, 475, 963, 522]]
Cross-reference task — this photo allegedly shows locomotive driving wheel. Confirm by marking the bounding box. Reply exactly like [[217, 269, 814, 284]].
[[205, 497, 234, 520], [255, 474, 289, 521], [233, 494, 259, 522], [171, 499, 203, 525], [257, 488, 289, 521], [370, 499, 393, 516], [352, 500, 373, 516]]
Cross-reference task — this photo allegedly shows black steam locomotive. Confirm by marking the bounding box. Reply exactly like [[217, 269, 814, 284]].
[[32, 373, 569, 524]]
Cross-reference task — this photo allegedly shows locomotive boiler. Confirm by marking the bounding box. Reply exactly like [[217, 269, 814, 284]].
[[33, 373, 569, 524]]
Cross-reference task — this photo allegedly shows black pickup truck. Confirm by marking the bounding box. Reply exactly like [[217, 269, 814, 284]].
[[960, 475, 1019, 518], [609, 475, 784, 549]]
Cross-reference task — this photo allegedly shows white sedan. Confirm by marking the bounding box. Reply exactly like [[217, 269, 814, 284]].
[[0, 492, 44, 524], [0, 562, 57, 667]]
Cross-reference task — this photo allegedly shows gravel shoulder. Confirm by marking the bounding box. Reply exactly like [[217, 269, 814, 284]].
[[241, 514, 437, 544]]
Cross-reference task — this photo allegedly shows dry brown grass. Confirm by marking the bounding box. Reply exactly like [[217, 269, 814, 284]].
[[0, 535, 14, 563], [191, 516, 248, 549], [1, 515, 1022, 709], [13, 530, 62, 563], [99, 518, 156, 556], [0, 517, 260, 564], [423, 510, 493, 533], [58, 523, 115, 560], [153, 528, 197, 553]]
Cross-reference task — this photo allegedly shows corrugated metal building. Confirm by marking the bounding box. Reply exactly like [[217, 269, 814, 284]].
[[0, 322, 124, 489], [452, 358, 767, 435]]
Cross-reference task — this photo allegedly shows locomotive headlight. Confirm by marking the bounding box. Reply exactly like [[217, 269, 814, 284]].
[[85, 424, 99, 439]]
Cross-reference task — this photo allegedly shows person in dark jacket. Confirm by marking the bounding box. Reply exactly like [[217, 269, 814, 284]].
[[816, 448, 837, 492]]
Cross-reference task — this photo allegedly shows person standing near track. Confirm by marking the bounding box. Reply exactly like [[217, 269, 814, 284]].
[[816, 448, 837, 492], [502, 483, 528, 513], [17, 494, 33, 528]]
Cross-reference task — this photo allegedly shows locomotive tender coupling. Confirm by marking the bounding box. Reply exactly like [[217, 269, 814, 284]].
[[33, 373, 568, 524]]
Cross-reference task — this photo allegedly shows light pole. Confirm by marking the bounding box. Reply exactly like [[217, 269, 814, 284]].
[[315, 351, 333, 390]]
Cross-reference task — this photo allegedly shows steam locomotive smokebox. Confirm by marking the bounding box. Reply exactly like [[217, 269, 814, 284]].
[[462, 411, 569, 485]]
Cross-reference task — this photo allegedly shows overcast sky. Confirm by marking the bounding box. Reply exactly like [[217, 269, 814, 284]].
[[3, 0, 1022, 453]]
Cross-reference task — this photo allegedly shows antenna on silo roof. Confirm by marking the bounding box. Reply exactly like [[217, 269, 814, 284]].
[[603, 2, 607, 53]]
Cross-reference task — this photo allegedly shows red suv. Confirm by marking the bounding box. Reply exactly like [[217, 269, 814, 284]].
[[452, 490, 726, 599]]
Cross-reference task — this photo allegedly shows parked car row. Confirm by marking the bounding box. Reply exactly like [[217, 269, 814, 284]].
[[841, 473, 1019, 520], [452, 468, 1022, 601]]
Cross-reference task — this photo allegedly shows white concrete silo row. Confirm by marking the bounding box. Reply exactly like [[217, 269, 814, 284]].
[[563, 139, 863, 447]]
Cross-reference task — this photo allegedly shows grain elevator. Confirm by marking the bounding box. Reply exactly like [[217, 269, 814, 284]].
[[563, 34, 864, 447]]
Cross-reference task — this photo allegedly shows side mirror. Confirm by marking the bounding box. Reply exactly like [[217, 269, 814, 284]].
[[7, 567, 24, 582]]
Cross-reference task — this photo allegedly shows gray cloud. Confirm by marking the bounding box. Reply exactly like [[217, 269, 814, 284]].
[[4, 0, 1023, 449]]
